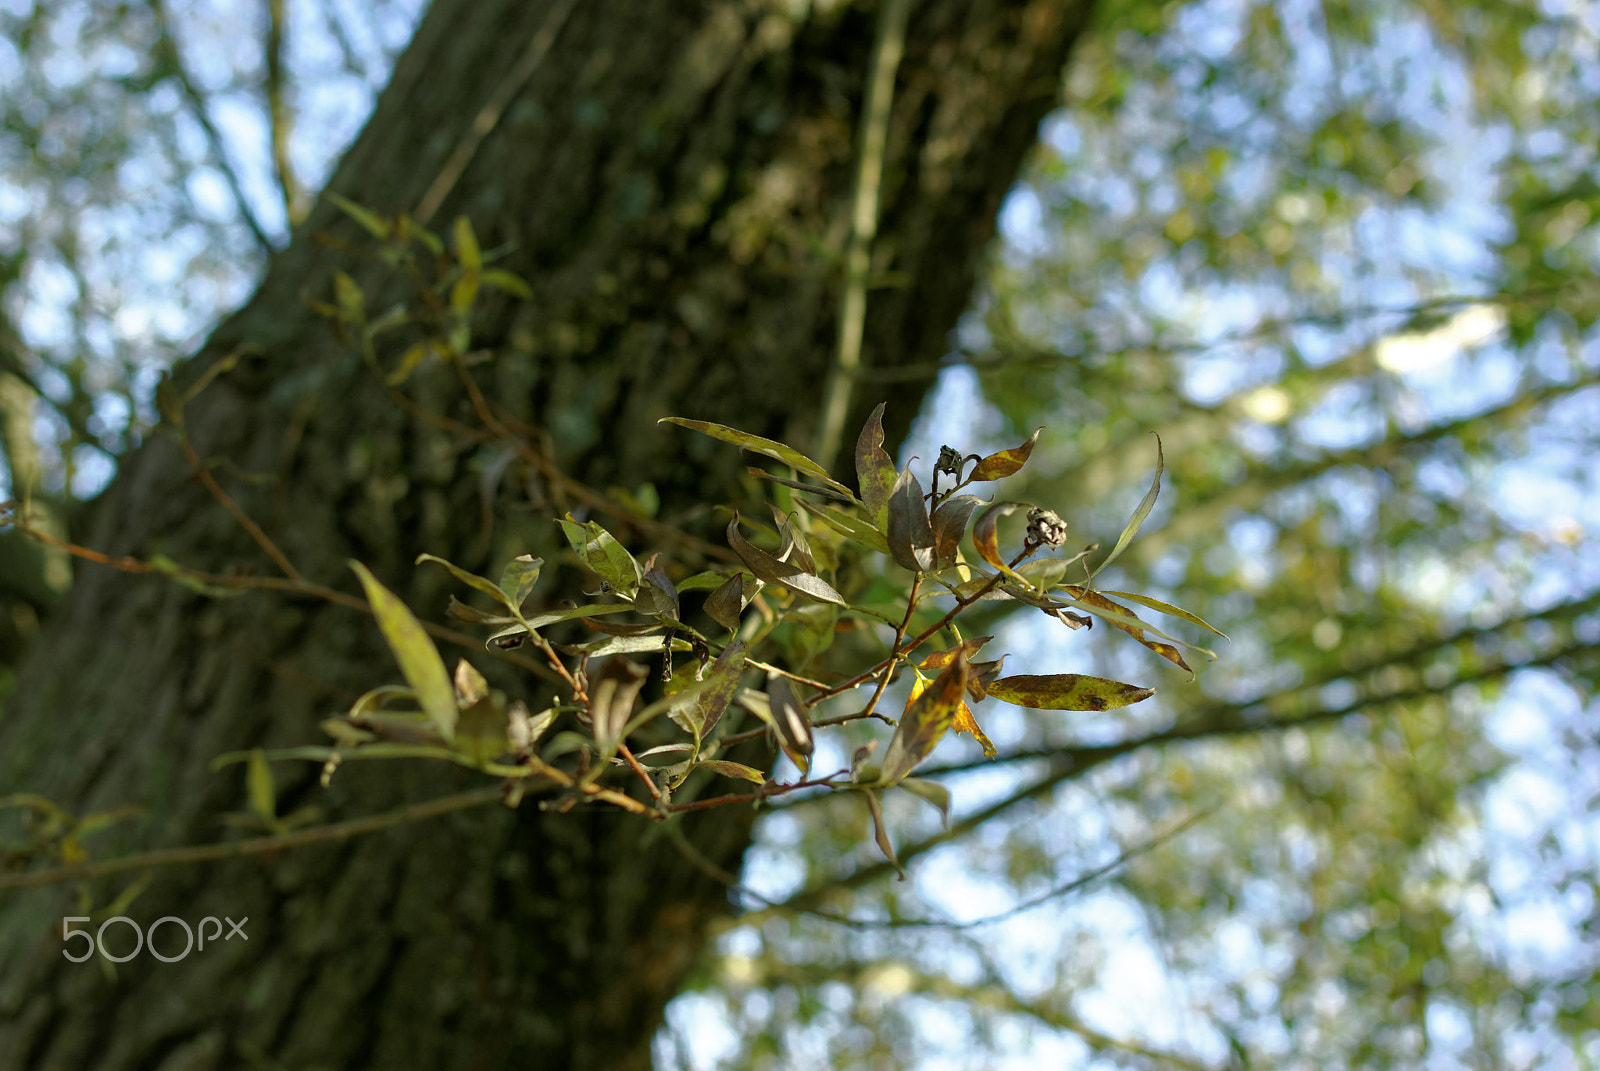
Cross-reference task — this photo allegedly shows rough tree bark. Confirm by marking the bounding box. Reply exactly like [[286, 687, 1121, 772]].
[[0, 1, 1092, 1068]]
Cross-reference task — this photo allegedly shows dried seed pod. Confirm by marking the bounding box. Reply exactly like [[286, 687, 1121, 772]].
[[1026, 507, 1069, 548]]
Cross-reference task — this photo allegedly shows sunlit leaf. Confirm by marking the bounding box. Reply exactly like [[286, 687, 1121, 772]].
[[880, 652, 970, 785], [350, 561, 458, 740], [386, 340, 434, 386], [1057, 585, 1212, 675], [726, 513, 845, 605], [452, 659, 488, 706], [498, 555, 543, 609], [1092, 433, 1163, 577], [558, 516, 642, 598], [972, 501, 1027, 578], [795, 497, 892, 554], [698, 759, 767, 785], [1097, 589, 1231, 640], [969, 427, 1042, 480], [988, 673, 1156, 711], [660, 417, 853, 497]]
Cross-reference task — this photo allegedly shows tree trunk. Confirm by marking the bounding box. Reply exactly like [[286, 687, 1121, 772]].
[[0, 1, 1092, 1068]]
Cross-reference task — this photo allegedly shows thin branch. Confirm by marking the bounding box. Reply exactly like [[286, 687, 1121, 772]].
[[413, 0, 581, 225], [265, 0, 305, 225], [0, 787, 504, 892], [812, 0, 915, 469], [148, 0, 276, 253]]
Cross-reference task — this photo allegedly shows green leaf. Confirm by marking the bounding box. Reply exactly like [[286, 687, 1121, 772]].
[[698, 759, 767, 785], [969, 427, 1042, 481], [855, 402, 898, 530], [863, 789, 905, 880], [350, 561, 458, 741], [887, 464, 937, 573], [898, 777, 951, 827], [327, 192, 391, 240], [454, 696, 509, 765], [386, 340, 435, 386], [879, 652, 970, 785], [333, 270, 365, 324], [1092, 434, 1163, 577], [481, 268, 533, 299], [987, 673, 1156, 711], [1096, 590, 1231, 640], [670, 640, 746, 741], [660, 417, 853, 498], [453, 215, 481, 271], [795, 498, 891, 554], [726, 513, 845, 605], [246, 749, 276, 822], [497, 555, 543, 609], [558, 634, 692, 657], [558, 516, 642, 598], [416, 552, 516, 612]]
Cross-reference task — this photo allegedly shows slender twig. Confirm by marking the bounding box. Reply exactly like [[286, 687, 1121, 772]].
[[148, 0, 275, 253], [413, 0, 581, 224], [859, 573, 920, 721], [615, 742, 663, 801], [265, 0, 305, 225], [812, 0, 915, 468], [0, 517, 558, 681], [0, 787, 505, 892], [177, 433, 301, 580]]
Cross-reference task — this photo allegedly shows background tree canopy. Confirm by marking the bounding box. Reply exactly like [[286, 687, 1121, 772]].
[[1, 1, 1597, 1069]]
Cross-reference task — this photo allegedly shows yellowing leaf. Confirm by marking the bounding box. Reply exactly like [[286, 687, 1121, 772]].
[[698, 759, 767, 784], [350, 560, 458, 741], [453, 215, 481, 271], [855, 402, 897, 530], [886, 465, 937, 573], [880, 652, 970, 785], [987, 673, 1156, 711], [969, 427, 1042, 480]]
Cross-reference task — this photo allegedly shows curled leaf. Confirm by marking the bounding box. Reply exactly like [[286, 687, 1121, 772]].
[[350, 561, 458, 741], [970, 427, 1042, 481], [972, 501, 1026, 579], [705, 571, 760, 631], [987, 673, 1156, 711], [1097, 590, 1230, 640], [590, 659, 649, 757], [886, 465, 937, 573], [453, 659, 489, 706], [767, 677, 815, 775], [898, 777, 952, 826]]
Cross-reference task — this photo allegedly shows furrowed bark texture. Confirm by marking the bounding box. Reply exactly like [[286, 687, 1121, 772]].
[[0, 1, 1091, 1068]]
